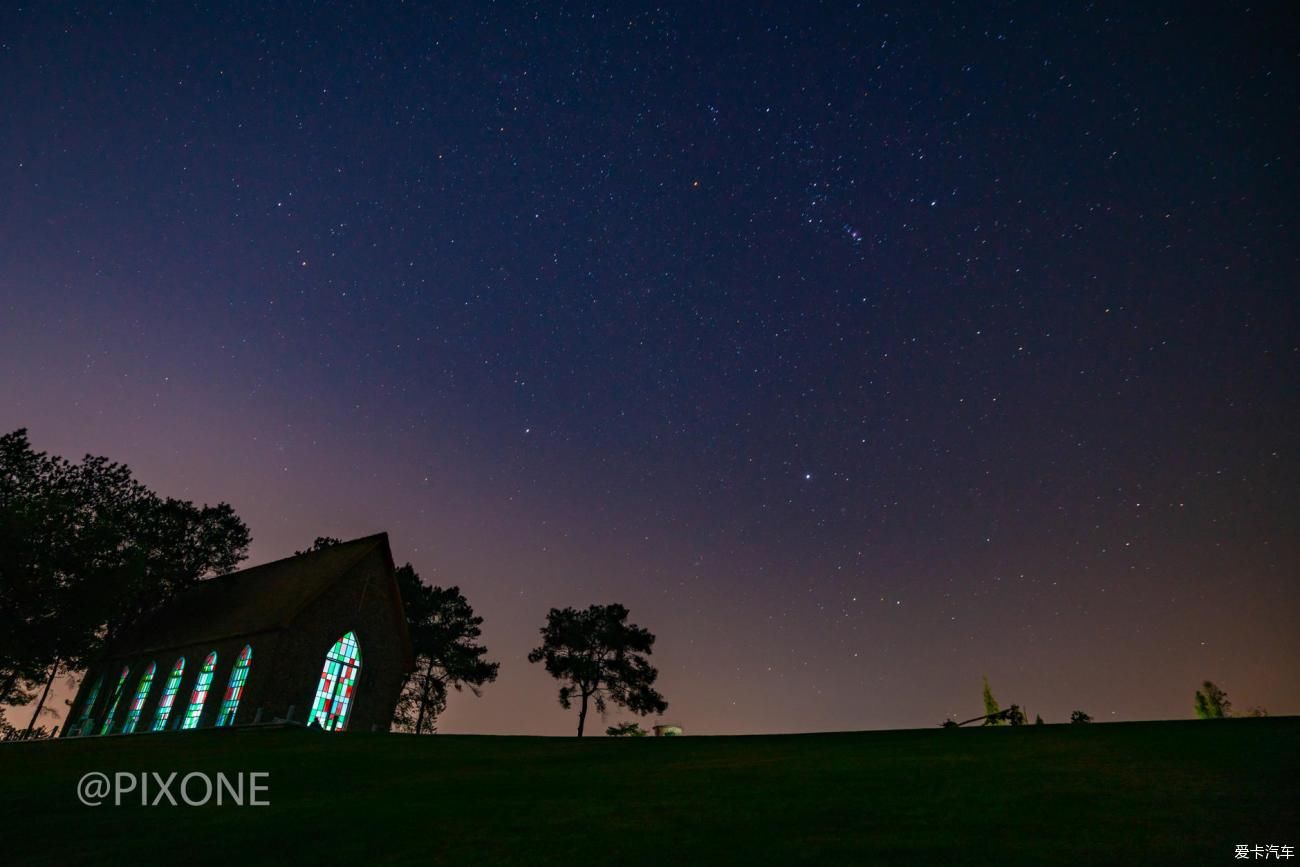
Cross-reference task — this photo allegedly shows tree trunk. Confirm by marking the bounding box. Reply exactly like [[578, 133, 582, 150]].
[[577, 691, 589, 737], [414, 657, 436, 734], [25, 658, 60, 737]]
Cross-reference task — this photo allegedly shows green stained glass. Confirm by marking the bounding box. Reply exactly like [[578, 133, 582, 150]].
[[215, 644, 253, 727], [121, 662, 156, 733], [309, 631, 361, 731], [181, 651, 217, 730], [152, 657, 186, 731], [99, 666, 131, 735], [73, 675, 103, 737]]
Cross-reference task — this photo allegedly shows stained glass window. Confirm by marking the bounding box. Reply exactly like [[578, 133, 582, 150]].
[[181, 651, 218, 730], [99, 666, 131, 735], [73, 674, 103, 737], [309, 631, 361, 731], [152, 657, 186, 732], [121, 662, 156, 734], [215, 644, 253, 727]]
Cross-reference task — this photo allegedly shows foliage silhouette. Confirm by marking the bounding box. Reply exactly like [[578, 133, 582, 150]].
[[392, 566, 499, 734], [1, 428, 249, 731], [606, 721, 648, 737], [981, 676, 1003, 726], [528, 603, 668, 736], [1194, 681, 1231, 719]]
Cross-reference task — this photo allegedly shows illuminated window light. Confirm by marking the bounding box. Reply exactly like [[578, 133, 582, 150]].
[[181, 651, 218, 730], [121, 662, 157, 734], [309, 631, 361, 731], [215, 645, 253, 727], [72, 674, 103, 737], [99, 666, 131, 735], [152, 657, 186, 731]]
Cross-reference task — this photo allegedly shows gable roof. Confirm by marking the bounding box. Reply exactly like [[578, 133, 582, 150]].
[[108, 533, 411, 663]]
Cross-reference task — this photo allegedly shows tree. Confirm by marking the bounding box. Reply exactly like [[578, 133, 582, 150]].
[[1034, 714, 1044, 725], [528, 604, 668, 737], [1006, 704, 1027, 726], [391, 566, 499, 734], [1, 429, 249, 731], [1070, 710, 1092, 724], [981, 676, 1003, 726], [295, 537, 342, 555], [606, 721, 648, 737], [1194, 681, 1231, 719]]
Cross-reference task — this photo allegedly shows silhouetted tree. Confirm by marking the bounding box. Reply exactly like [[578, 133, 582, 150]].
[[981, 676, 1003, 726], [295, 537, 343, 555], [1070, 710, 1092, 724], [940, 718, 959, 728], [1034, 714, 1044, 725], [528, 603, 668, 737], [1, 429, 249, 732], [606, 721, 648, 737], [1006, 704, 1027, 726], [391, 566, 499, 734], [1194, 681, 1231, 719]]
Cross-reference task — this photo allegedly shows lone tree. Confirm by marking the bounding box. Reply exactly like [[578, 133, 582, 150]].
[[1070, 710, 1092, 724], [528, 603, 668, 737], [1194, 680, 1232, 719], [1, 429, 249, 734], [393, 567, 499, 734]]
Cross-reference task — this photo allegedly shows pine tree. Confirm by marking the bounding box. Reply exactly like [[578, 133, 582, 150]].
[[1194, 681, 1232, 719], [981, 676, 1003, 725]]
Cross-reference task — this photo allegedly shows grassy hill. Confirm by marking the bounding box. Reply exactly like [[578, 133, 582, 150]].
[[2, 717, 1296, 866]]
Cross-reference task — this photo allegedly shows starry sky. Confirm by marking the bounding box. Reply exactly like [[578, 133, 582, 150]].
[[1, 2, 1296, 735]]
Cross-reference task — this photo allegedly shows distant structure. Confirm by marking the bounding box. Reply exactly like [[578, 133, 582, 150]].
[[63, 533, 413, 737], [653, 724, 684, 737]]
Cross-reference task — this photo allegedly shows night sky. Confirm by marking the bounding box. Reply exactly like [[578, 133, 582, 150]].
[[2, 3, 1296, 735]]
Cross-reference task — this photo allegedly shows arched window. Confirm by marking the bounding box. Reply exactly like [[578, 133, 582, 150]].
[[121, 662, 157, 734], [309, 631, 361, 731], [152, 657, 186, 731], [71, 675, 103, 737], [181, 652, 218, 730], [99, 666, 131, 735], [216, 645, 253, 727]]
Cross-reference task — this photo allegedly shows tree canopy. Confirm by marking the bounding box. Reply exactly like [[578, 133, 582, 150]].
[[392, 566, 499, 734], [1194, 681, 1231, 719], [528, 603, 667, 737], [981, 676, 1003, 726], [0, 428, 250, 729]]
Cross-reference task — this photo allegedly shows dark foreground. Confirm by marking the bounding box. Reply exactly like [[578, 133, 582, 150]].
[[2, 717, 1295, 866]]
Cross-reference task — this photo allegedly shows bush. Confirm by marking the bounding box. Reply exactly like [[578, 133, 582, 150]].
[[606, 721, 648, 737]]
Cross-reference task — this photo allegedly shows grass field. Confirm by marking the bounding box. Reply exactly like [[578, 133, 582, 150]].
[[2, 717, 1295, 866]]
